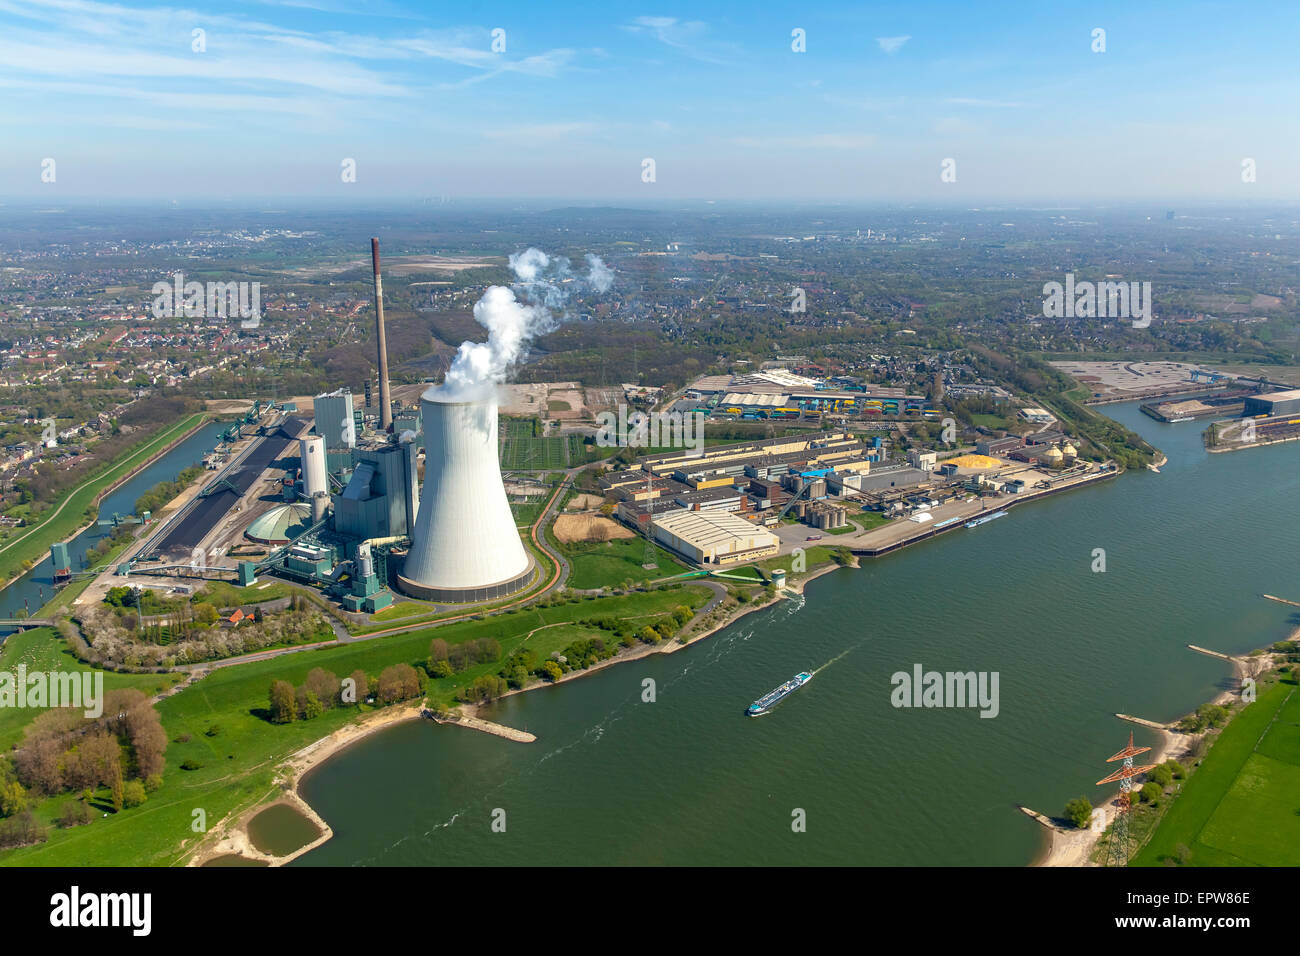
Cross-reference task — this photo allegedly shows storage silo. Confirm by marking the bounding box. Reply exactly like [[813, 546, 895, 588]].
[[300, 435, 328, 499], [397, 388, 533, 602]]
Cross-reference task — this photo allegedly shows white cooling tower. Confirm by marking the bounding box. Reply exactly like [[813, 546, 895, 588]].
[[300, 436, 327, 499], [397, 389, 533, 602]]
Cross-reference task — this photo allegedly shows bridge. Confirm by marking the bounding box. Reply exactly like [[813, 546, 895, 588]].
[[0, 618, 55, 629]]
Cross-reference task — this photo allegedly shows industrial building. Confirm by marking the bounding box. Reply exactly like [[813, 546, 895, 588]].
[[245, 503, 312, 545], [851, 464, 927, 492], [684, 372, 930, 418], [651, 509, 780, 566], [314, 389, 357, 450], [333, 439, 420, 541], [397, 389, 535, 603], [976, 436, 1023, 457], [1243, 389, 1300, 418]]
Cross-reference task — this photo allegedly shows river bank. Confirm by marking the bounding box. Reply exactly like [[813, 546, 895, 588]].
[[186, 557, 852, 864], [1029, 641, 1283, 867], [0, 414, 211, 590], [186, 700, 424, 867]]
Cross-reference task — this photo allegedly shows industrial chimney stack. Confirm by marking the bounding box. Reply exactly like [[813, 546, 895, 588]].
[[371, 237, 393, 431]]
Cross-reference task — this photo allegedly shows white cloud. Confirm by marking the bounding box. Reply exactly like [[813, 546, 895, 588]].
[[623, 16, 737, 65], [876, 35, 911, 55]]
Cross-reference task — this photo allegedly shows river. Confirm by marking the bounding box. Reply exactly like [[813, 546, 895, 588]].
[[0, 421, 227, 625], [290, 404, 1291, 864]]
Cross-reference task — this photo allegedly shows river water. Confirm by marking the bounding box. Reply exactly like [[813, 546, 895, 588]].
[[294, 405, 1291, 864], [0, 421, 227, 625]]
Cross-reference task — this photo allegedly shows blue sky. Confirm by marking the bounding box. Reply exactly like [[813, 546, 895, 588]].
[[2, 0, 1298, 200]]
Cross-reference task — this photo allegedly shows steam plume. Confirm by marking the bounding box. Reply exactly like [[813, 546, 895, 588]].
[[438, 248, 613, 399]]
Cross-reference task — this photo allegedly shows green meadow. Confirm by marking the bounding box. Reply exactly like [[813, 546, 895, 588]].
[[0, 584, 709, 866], [1133, 673, 1300, 867]]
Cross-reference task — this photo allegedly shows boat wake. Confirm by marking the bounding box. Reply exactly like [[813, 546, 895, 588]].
[[813, 646, 854, 675]]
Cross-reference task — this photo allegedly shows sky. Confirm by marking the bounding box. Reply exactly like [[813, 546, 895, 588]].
[[2, 0, 1298, 202]]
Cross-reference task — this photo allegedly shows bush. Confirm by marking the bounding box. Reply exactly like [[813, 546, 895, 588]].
[[0, 811, 46, 848], [1064, 797, 1092, 829], [180, 759, 204, 771], [1139, 782, 1163, 804], [1150, 763, 1174, 788], [122, 780, 147, 809], [539, 660, 563, 682], [59, 801, 94, 829]]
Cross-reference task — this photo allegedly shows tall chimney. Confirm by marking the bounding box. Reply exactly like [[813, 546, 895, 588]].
[[371, 237, 393, 431]]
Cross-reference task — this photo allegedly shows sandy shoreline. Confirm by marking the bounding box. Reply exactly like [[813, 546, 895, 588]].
[[183, 559, 849, 865], [187, 701, 424, 866], [1029, 648, 1279, 867]]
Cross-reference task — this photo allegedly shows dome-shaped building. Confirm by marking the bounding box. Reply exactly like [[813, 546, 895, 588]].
[[1043, 445, 1065, 467], [245, 502, 313, 545], [1061, 442, 1078, 462]]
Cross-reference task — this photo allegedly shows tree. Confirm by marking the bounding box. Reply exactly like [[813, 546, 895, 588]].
[[303, 668, 341, 708], [59, 801, 94, 829], [447, 643, 470, 673], [192, 602, 219, 626], [122, 779, 147, 809], [1064, 797, 1092, 829], [298, 689, 323, 720], [269, 680, 297, 724], [1150, 764, 1174, 788], [0, 780, 27, 817], [539, 660, 563, 682], [1139, 782, 1163, 804], [427, 638, 450, 671], [377, 663, 420, 704], [346, 669, 369, 705], [638, 626, 660, 645]]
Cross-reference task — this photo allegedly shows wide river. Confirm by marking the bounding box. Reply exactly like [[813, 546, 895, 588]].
[[295, 402, 1298, 866]]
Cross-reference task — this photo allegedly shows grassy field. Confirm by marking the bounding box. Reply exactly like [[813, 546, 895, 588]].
[[0, 627, 183, 751], [854, 511, 892, 531], [0, 413, 208, 584], [370, 601, 432, 622], [556, 534, 688, 590], [1132, 673, 1300, 866], [969, 413, 1013, 429], [0, 584, 710, 866], [510, 499, 550, 527], [499, 419, 570, 470]]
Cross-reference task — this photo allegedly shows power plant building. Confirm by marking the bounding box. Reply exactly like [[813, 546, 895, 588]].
[[299, 436, 328, 498], [333, 440, 419, 541], [314, 389, 356, 449], [397, 390, 534, 602]]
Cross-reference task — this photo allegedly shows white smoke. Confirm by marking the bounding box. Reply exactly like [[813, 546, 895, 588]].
[[438, 247, 613, 399], [585, 254, 614, 293]]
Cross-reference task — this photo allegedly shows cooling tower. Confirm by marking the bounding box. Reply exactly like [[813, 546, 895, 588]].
[[397, 389, 533, 602], [300, 436, 327, 498]]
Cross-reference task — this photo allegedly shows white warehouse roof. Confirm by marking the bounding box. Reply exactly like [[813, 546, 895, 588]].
[[653, 508, 779, 550]]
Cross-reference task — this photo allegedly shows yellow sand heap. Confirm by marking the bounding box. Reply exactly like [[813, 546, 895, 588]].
[[945, 454, 1001, 469]]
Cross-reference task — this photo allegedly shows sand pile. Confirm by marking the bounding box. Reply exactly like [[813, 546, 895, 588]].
[[554, 514, 634, 543], [945, 454, 1002, 469]]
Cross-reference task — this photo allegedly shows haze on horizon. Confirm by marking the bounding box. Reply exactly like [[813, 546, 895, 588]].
[[2, 0, 1298, 202]]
